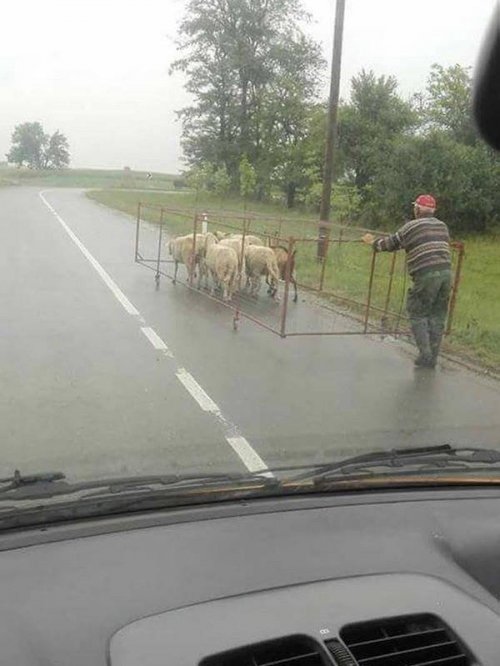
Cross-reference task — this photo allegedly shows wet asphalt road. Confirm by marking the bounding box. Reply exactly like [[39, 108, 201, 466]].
[[0, 186, 499, 480]]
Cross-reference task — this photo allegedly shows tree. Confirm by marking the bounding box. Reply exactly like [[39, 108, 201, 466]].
[[171, 0, 323, 198], [337, 70, 418, 192], [6, 122, 70, 169], [7, 122, 47, 168], [356, 63, 500, 233], [361, 133, 500, 233], [213, 165, 231, 199], [186, 162, 213, 194], [424, 64, 477, 145], [239, 154, 257, 201], [43, 130, 70, 168]]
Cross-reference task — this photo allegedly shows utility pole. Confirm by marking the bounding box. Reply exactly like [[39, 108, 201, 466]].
[[317, 0, 346, 259]]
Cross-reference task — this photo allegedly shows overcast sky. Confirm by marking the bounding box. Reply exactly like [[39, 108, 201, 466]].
[[0, 0, 496, 173]]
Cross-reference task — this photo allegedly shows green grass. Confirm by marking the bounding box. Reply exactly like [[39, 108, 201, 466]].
[[446, 236, 500, 369], [0, 167, 179, 190], [86, 189, 363, 238], [88, 188, 500, 372]]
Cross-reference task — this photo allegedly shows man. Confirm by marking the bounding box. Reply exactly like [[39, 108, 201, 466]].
[[362, 194, 452, 369]]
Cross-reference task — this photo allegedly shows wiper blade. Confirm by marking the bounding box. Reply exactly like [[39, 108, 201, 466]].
[[0, 469, 65, 490], [285, 445, 500, 484], [0, 470, 277, 502]]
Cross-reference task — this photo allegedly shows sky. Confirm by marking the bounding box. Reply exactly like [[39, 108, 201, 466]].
[[0, 0, 496, 173]]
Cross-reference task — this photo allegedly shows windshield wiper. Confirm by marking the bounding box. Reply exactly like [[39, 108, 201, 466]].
[[0, 470, 277, 502], [0, 469, 280, 531], [284, 445, 500, 485], [0, 469, 66, 490]]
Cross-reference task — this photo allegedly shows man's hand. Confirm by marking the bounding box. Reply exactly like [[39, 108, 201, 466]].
[[362, 233, 375, 246]]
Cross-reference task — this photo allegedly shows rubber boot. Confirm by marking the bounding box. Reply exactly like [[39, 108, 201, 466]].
[[411, 319, 433, 368], [428, 319, 445, 368]]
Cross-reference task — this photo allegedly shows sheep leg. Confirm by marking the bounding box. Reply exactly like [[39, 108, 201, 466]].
[[186, 252, 195, 284], [204, 264, 210, 290], [210, 269, 217, 296], [270, 278, 280, 302], [266, 275, 272, 295], [251, 276, 260, 298], [196, 260, 202, 289], [173, 260, 178, 284]]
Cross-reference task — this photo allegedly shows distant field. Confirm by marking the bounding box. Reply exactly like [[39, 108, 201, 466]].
[[0, 167, 179, 190], [88, 188, 500, 372]]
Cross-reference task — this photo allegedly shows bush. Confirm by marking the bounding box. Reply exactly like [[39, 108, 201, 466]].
[[360, 133, 500, 233]]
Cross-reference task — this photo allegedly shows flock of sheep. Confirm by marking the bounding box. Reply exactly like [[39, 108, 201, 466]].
[[168, 230, 298, 304]]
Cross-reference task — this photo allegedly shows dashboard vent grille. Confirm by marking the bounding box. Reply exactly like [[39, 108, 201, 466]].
[[200, 635, 328, 666], [340, 614, 473, 666]]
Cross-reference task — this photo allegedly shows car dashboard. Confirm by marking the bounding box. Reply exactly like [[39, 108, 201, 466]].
[[0, 488, 500, 665]]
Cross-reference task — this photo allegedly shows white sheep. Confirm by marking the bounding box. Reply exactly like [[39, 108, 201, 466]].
[[218, 238, 249, 291], [215, 231, 264, 246], [244, 245, 281, 300], [202, 233, 239, 302], [168, 233, 206, 283], [218, 237, 248, 255]]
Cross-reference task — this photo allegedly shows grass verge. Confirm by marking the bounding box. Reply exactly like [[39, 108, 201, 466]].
[[0, 167, 178, 190]]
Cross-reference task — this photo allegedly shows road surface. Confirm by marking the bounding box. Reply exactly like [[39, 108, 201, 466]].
[[1, 186, 499, 481]]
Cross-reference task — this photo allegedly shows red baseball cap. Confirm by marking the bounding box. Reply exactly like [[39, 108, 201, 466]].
[[413, 194, 436, 208]]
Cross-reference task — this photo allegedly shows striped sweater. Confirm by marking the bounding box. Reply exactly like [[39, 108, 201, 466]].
[[374, 217, 451, 277]]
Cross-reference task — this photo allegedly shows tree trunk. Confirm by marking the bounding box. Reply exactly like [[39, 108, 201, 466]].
[[286, 182, 296, 209], [256, 183, 266, 201], [240, 77, 249, 153]]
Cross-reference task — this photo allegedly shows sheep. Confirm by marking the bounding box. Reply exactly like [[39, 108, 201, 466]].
[[218, 237, 248, 287], [214, 231, 264, 246], [201, 233, 239, 302], [244, 245, 280, 300], [267, 246, 298, 303], [168, 233, 206, 284], [218, 237, 248, 255], [231, 233, 264, 247]]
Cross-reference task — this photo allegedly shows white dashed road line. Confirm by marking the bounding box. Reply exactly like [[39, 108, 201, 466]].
[[176, 368, 221, 413], [176, 369, 270, 473], [226, 436, 271, 473], [39, 190, 272, 476], [141, 327, 173, 357]]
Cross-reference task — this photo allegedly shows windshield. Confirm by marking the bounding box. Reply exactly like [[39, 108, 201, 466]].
[[1, 0, 499, 521]]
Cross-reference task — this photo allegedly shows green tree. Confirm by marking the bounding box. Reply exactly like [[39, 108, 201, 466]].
[[424, 64, 477, 145], [6, 122, 47, 168], [6, 122, 70, 169], [43, 130, 70, 168], [239, 154, 257, 200], [171, 0, 322, 197], [213, 165, 231, 199], [357, 63, 500, 233], [362, 133, 500, 233], [186, 162, 213, 193], [337, 70, 418, 193]]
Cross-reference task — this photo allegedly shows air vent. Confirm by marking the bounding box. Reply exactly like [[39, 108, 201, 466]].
[[325, 639, 357, 665], [340, 614, 475, 666], [200, 635, 329, 666]]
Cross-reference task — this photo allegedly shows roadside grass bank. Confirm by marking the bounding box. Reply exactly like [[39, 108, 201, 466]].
[[0, 167, 178, 190]]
